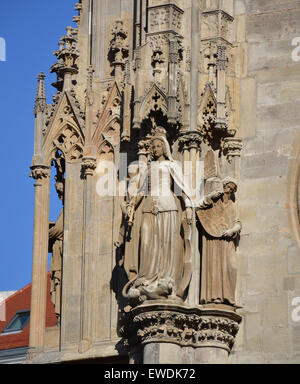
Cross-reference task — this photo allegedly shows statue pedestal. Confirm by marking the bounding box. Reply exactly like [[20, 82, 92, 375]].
[[121, 302, 242, 364]]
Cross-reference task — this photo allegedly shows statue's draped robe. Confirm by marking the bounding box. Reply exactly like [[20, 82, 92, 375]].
[[126, 160, 193, 299], [49, 209, 63, 316], [197, 198, 241, 306]]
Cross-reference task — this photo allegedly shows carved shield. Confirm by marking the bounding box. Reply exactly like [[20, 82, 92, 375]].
[[197, 199, 237, 238]]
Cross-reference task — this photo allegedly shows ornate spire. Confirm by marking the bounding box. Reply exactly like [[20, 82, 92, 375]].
[[51, 26, 79, 91], [34, 72, 47, 115]]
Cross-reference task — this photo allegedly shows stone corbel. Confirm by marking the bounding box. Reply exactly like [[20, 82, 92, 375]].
[[179, 131, 202, 153], [222, 137, 243, 164], [82, 156, 97, 178]]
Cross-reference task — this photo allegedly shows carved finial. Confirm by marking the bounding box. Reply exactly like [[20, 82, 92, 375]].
[[51, 26, 79, 91], [34, 72, 47, 114]]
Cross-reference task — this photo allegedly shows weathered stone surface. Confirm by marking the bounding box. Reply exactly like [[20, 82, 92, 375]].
[[27, 0, 300, 365]]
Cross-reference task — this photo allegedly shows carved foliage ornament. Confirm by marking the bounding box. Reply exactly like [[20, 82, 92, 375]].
[[179, 131, 202, 152], [30, 165, 50, 181], [82, 156, 97, 177], [120, 308, 241, 353]]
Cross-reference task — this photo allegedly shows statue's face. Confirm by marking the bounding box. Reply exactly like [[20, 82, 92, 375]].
[[128, 164, 139, 178], [152, 139, 165, 159], [224, 183, 236, 195]]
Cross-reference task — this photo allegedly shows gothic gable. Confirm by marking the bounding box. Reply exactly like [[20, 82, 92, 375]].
[[43, 91, 84, 165], [92, 82, 121, 154]]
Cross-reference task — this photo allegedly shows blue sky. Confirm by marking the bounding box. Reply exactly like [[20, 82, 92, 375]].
[[0, 0, 76, 291]]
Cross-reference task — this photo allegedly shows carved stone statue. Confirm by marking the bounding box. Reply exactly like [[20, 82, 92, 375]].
[[122, 128, 193, 306], [49, 178, 64, 322], [196, 177, 242, 307]]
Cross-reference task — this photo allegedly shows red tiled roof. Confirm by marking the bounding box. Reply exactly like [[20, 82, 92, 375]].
[[0, 274, 57, 350]]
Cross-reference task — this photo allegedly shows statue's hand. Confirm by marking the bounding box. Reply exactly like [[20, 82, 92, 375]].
[[223, 228, 235, 238], [185, 207, 193, 225], [207, 190, 223, 200]]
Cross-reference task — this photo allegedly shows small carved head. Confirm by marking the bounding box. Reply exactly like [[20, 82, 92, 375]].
[[223, 177, 237, 195], [55, 178, 65, 201], [151, 138, 166, 160], [149, 127, 173, 161], [128, 162, 139, 178]]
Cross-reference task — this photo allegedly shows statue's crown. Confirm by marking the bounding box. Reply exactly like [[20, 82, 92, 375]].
[[151, 126, 167, 140]]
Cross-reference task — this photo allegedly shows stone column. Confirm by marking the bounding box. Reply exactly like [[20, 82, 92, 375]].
[[133, 48, 142, 129], [179, 131, 202, 306], [28, 165, 50, 355], [143, 343, 182, 365], [190, 0, 200, 133], [79, 156, 97, 354], [60, 162, 85, 348]]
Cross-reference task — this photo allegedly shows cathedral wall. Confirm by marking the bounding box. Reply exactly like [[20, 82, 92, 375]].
[[231, 0, 300, 363]]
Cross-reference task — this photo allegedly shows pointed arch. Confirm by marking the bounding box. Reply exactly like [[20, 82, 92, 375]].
[[198, 83, 217, 142], [139, 83, 168, 122], [199, 83, 217, 124]]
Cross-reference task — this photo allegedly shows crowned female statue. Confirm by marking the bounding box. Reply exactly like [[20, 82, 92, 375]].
[[121, 128, 194, 306]]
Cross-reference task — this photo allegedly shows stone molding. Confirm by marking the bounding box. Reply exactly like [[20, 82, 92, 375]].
[[120, 303, 242, 353]]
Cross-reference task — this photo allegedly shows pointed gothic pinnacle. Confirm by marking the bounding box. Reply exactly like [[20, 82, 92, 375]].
[[36, 72, 46, 97], [34, 72, 47, 114]]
